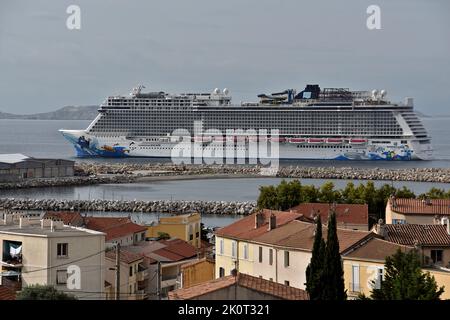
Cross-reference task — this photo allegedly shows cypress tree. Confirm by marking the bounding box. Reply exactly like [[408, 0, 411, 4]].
[[321, 211, 347, 300], [305, 214, 326, 300]]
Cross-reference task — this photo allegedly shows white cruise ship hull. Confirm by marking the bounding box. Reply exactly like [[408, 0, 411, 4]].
[[60, 130, 432, 161]]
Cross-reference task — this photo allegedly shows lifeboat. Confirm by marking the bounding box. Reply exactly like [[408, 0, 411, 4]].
[[102, 145, 114, 152], [289, 138, 307, 143], [270, 137, 286, 143], [349, 138, 367, 144], [193, 136, 212, 142], [308, 138, 325, 144], [248, 136, 259, 142], [212, 136, 226, 142], [326, 138, 344, 144]]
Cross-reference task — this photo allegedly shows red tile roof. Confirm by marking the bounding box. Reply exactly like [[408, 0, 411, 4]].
[[215, 210, 302, 240], [0, 286, 16, 300], [288, 203, 368, 226], [254, 220, 373, 253], [84, 217, 147, 241], [105, 249, 144, 264], [343, 237, 414, 262], [153, 238, 197, 261], [43, 211, 83, 226], [389, 198, 450, 215], [383, 224, 450, 246], [168, 273, 309, 300]]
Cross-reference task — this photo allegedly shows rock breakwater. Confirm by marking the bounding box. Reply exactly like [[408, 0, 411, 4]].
[[0, 198, 256, 215]]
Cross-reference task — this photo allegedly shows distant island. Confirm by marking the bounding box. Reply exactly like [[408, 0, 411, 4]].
[[0, 106, 98, 120]]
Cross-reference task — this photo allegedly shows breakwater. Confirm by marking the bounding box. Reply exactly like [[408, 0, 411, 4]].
[[76, 163, 450, 183], [0, 198, 257, 215]]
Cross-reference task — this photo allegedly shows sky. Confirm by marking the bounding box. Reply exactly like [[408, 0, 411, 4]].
[[0, 0, 449, 115]]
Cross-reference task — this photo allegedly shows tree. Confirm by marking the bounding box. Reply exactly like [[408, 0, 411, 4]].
[[276, 180, 302, 210], [257, 185, 279, 210], [16, 284, 77, 300], [318, 182, 339, 203], [157, 231, 171, 240], [320, 211, 347, 300], [370, 249, 444, 300], [305, 215, 326, 300]]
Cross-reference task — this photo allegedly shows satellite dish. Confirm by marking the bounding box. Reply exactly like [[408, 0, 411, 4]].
[[380, 89, 387, 98], [371, 89, 379, 99], [213, 88, 220, 94], [223, 88, 229, 95]]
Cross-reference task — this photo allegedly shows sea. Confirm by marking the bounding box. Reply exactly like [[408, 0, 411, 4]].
[[0, 118, 449, 227]]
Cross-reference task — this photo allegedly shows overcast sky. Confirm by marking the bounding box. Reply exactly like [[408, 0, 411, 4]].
[[0, 0, 449, 115]]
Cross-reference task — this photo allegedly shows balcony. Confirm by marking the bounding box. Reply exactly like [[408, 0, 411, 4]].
[[136, 289, 148, 300], [348, 282, 361, 294], [161, 275, 178, 288], [136, 264, 148, 282]]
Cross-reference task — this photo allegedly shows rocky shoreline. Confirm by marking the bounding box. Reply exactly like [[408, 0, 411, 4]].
[[1, 163, 449, 191], [77, 163, 450, 183], [0, 198, 256, 215]]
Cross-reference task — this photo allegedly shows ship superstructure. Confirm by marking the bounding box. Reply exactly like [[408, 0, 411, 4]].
[[60, 84, 432, 160]]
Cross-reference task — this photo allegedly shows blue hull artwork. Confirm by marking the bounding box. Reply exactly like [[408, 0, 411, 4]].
[[72, 135, 130, 158]]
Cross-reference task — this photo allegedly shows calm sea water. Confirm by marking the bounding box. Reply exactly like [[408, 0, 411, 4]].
[[0, 118, 449, 167]]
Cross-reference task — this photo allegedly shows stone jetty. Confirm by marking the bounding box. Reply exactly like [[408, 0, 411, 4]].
[[76, 163, 450, 183], [0, 198, 257, 215], [1, 163, 449, 191]]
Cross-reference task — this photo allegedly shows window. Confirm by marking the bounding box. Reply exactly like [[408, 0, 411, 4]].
[[431, 250, 443, 264], [284, 251, 290, 267], [219, 267, 225, 277], [57, 243, 68, 258], [259, 246, 263, 263], [141, 233, 145, 241], [269, 249, 273, 266], [189, 234, 194, 241], [56, 270, 68, 285], [392, 219, 406, 225], [352, 265, 360, 292], [219, 239, 224, 255], [243, 244, 248, 260], [269, 278, 273, 282], [284, 280, 290, 286], [129, 266, 133, 277], [231, 241, 237, 258]]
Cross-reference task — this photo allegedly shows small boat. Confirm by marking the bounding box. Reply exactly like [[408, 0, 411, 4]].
[[349, 138, 367, 144], [308, 138, 325, 144], [326, 138, 343, 144], [289, 138, 307, 143], [212, 136, 226, 142], [193, 136, 212, 142], [270, 137, 286, 143]]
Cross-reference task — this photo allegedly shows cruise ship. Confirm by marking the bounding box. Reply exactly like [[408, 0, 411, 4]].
[[60, 84, 433, 160]]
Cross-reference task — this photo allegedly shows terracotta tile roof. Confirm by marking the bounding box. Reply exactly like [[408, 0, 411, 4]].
[[288, 203, 368, 226], [84, 217, 147, 241], [153, 239, 197, 261], [43, 211, 83, 226], [389, 198, 450, 215], [105, 249, 143, 264], [168, 273, 309, 300], [215, 210, 302, 240], [343, 237, 414, 262], [0, 286, 16, 300], [383, 224, 450, 246], [123, 238, 197, 263], [254, 220, 373, 253]]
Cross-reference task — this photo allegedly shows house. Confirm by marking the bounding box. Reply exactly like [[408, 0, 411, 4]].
[[385, 197, 450, 224], [342, 236, 450, 300], [0, 154, 74, 182], [372, 220, 450, 268], [168, 272, 309, 300], [104, 250, 148, 300], [123, 238, 198, 299], [0, 212, 105, 300], [215, 210, 374, 289], [83, 217, 148, 247], [146, 212, 202, 248], [42, 213, 148, 248], [179, 258, 215, 289], [288, 202, 369, 230]]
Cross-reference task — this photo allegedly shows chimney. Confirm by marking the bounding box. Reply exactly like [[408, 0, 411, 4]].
[[390, 195, 397, 209], [267, 214, 276, 231], [255, 211, 265, 229], [425, 197, 432, 206], [441, 217, 450, 236], [373, 219, 386, 238]]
